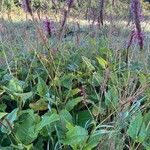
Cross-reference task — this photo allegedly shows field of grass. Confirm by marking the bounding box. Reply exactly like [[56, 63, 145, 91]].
[[0, 1, 150, 150]]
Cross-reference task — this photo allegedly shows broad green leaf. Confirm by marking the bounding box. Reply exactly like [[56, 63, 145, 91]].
[[37, 77, 48, 96], [91, 72, 103, 86], [0, 112, 7, 120], [14, 110, 39, 145], [67, 88, 81, 98], [60, 109, 73, 124], [96, 57, 108, 69], [65, 97, 82, 111], [127, 112, 147, 143], [60, 74, 74, 89], [1, 108, 19, 133], [29, 99, 48, 111], [7, 78, 23, 93], [77, 110, 92, 127], [62, 126, 88, 147], [37, 113, 59, 131], [13, 92, 33, 104], [3, 83, 32, 103], [55, 110, 73, 138], [82, 56, 95, 71], [84, 130, 113, 150]]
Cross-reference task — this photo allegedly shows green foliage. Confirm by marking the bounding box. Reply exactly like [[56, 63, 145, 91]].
[[0, 3, 150, 149], [127, 111, 147, 143], [0, 45, 150, 149], [63, 125, 88, 149], [65, 97, 82, 111]]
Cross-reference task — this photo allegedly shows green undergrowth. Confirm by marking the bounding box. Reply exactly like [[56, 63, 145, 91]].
[[0, 36, 150, 150]]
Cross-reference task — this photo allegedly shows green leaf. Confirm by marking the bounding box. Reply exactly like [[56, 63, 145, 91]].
[[13, 92, 33, 104], [0, 146, 13, 150], [1, 108, 19, 133], [14, 110, 39, 145], [0, 112, 7, 120], [0, 103, 7, 112], [67, 88, 81, 98], [77, 110, 92, 127], [82, 56, 95, 71], [143, 112, 150, 143], [127, 112, 147, 143], [84, 130, 113, 150], [60, 109, 73, 124], [60, 74, 74, 89], [55, 110, 73, 138], [65, 97, 82, 111], [37, 113, 59, 131], [91, 72, 102, 86], [29, 98, 48, 111], [62, 126, 88, 147], [7, 78, 23, 93], [96, 57, 108, 69], [33, 137, 44, 150], [37, 77, 48, 96]]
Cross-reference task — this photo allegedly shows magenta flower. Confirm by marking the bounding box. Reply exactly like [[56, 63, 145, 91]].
[[21, 0, 32, 15], [43, 18, 55, 37]]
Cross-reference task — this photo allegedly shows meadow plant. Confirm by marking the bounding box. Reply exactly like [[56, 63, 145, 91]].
[[67, 0, 74, 9], [42, 18, 55, 37], [59, 0, 74, 38], [21, 0, 32, 15], [98, 0, 105, 27], [0, 1, 150, 150], [127, 0, 144, 50]]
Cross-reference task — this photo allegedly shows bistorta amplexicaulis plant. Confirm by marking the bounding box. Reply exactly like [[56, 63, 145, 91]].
[[43, 18, 55, 37], [127, 0, 144, 50], [67, 0, 74, 9], [21, 0, 32, 15], [59, 0, 74, 38], [98, 0, 105, 27]]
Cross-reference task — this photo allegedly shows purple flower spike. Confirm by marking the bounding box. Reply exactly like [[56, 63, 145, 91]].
[[43, 18, 55, 37], [67, 0, 74, 9], [130, 0, 144, 22], [128, 0, 144, 50], [21, 0, 32, 15]]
